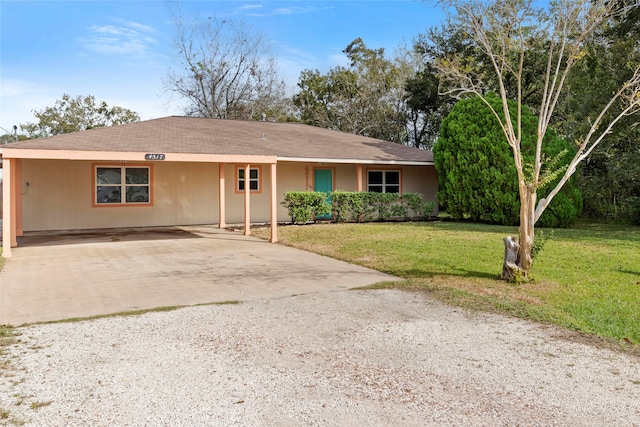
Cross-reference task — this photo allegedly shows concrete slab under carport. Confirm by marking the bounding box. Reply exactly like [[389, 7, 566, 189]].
[[0, 226, 400, 325]]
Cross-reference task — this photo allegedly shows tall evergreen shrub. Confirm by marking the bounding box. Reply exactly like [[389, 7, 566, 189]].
[[434, 95, 582, 227]]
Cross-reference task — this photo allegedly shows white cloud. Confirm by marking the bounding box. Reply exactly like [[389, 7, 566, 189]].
[[239, 4, 263, 11], [272, 8, 294, 15], [79, 20, 157, 56], [120, 20, 156, 33], [242, 4, 315, 17]]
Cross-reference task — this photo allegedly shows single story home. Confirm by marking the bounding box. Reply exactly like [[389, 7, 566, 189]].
[[1, 116, 437, 257]]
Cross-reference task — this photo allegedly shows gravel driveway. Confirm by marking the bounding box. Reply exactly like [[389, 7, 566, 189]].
[[2, 289, 639, 426]]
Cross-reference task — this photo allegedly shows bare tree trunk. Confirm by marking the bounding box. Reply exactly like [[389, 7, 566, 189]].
[[518, 185, 536, 274], [502, 184, 536, 281]]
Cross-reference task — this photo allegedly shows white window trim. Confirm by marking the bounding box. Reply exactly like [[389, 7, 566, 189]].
[[367, 170, 401, 193], [237, 166, 261, 193]]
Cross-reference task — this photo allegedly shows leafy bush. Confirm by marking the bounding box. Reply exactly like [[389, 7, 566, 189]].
[[402, 193, 436, 220], [531, 229, 554, 260], [281, 191, 331, 224], [332, 191, 434, 222], [369, 192, 404, 220], [331, 190, 375, 222]]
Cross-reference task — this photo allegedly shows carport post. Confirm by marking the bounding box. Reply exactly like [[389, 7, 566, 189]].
[[270, 162, 278, 243], [15, 159, 23, 237], [218, 163, 226, 229], [244, 163, 251, 236], [2, 157, 13, 257]]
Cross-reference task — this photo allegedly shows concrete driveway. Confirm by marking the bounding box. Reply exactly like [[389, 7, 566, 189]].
[[0, 226, 399, 325]]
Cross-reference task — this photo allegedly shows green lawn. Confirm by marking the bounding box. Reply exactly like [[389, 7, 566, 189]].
[[256, 221, 640, 348]]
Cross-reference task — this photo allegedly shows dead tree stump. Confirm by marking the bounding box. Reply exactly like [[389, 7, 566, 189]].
[[502, 236, 522, 281]]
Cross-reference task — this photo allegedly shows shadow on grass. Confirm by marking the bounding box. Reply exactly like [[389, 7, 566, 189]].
[[618, 269, 640, 277], [427, 218, 640, 245], [412, 221, 518, 235], [394, 267, 500, 281]]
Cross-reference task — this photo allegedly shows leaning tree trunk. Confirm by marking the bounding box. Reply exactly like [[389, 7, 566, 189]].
[[502, 185, 536, 281]]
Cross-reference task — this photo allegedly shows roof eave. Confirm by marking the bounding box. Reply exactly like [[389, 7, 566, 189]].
[[1, 148, 277, 164], [277, 156, 434, 166]]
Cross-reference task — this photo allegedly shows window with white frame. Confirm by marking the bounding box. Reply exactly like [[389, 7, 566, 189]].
[[367, 170, 400, 193], [95, 166, 150, 205], [238, 167, 260, 192]]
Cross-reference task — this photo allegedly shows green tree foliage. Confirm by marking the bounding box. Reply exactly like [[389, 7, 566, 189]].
[[294, 38, 407, 143], [403, 64, 454, 149], [293, 38, 455, 147], [294, 68, 359, 130], [21, 94, 139, 138], [418, 17, 555, 113], [434, 96, 582, 227], [557, 1, 640, 221], [417, 7, 639, 223]]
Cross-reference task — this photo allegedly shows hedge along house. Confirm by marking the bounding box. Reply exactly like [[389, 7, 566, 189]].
[[1, 116, 437, 257]]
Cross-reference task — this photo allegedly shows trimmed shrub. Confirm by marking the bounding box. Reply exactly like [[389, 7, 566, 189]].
[[370, 192, 405, 220], [332, 191, 434, 222], [331, 190, 375, 222], [281, 191, 331, 224], [282, 191, 435, 224]]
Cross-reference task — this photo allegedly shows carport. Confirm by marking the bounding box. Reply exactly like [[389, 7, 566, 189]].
[[0, 225, 399, 325], [1, 149, 279, 258]]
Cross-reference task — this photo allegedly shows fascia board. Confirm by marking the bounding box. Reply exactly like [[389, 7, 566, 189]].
[[1, 148, 277, 164], [277, 156, 434, 166]]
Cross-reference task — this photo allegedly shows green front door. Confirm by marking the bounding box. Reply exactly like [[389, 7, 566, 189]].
[[314, 169, 333, 219]]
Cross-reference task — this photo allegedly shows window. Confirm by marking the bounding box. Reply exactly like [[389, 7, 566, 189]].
[[367, 170, 400, 193], [95, 165, 151, 205], [237, 167, 260, 192]]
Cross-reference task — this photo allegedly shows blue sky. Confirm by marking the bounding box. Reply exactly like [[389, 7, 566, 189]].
[[0, 0, 445, 133]]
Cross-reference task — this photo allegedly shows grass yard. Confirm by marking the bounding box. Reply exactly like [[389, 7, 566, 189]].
[[255, 221, 640, 349]]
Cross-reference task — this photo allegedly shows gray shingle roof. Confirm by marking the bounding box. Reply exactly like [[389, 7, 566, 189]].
[[3, 116, 433, 164]]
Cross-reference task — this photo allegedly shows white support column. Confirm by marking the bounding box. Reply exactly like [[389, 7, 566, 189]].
[[10, 160, 17, 247], [270, 162, 278, 243], [2, 158, 13, 257], [244, 163, 251, 236], [15, 159, 23, 237], [218, 163, 226, 229]]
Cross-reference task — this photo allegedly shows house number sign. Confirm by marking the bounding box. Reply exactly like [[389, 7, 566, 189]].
[[145, 153, 166, 161]]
